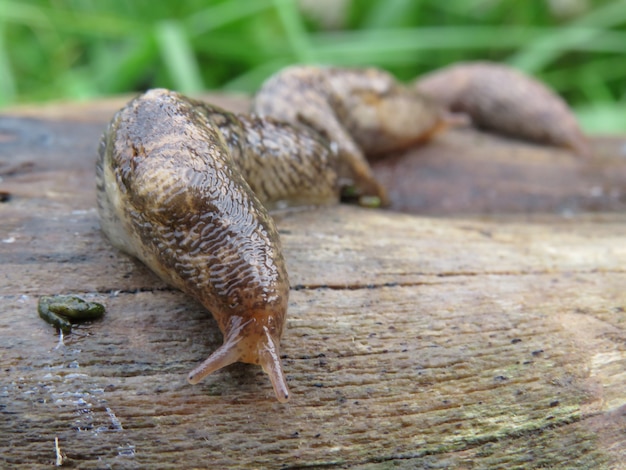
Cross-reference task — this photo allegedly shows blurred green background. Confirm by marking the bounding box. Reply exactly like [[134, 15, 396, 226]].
[[1, 0, 625, 132]]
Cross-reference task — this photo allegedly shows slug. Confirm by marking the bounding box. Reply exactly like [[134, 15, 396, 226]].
[[414, 61, 590, 156], [253, 65, 461, 205], [96, 88, 340, 403]]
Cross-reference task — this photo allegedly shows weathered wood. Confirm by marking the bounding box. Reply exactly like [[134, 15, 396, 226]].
[[373, 129, 626, 214], [1, 95, 625, 469]]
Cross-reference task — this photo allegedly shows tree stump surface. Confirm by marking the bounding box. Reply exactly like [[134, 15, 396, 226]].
[[1, 94, 625, 469]]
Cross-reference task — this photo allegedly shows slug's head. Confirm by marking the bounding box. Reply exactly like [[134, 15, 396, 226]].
[[187, 312, 290, 403]]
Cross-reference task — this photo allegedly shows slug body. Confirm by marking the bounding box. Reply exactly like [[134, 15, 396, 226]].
[[96, 89, 340, 402], [414, 61, 590, 156], [254, 65, 458, 204]]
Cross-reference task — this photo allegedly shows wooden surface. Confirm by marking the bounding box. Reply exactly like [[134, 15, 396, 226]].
[[1, 94, 625, 469]]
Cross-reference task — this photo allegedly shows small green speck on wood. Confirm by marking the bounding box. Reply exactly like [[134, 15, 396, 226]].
[[38, 295, 105, 333]]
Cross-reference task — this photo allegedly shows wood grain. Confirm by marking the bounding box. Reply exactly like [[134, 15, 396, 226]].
[[0, 94, 625, 469]]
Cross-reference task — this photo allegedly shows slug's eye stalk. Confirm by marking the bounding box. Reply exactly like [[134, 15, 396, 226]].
[[187, 318, 290, 403], [187, 338, 242, 385], [258, 326, 290, 403]]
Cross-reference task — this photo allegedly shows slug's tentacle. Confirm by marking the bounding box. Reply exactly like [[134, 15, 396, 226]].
[[97, 88, 339, 402], [414, 61, 590, 156], [253, 65, 455, 205]]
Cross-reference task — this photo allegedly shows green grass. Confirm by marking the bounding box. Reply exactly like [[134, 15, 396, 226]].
[[1, 0, 625, 132]]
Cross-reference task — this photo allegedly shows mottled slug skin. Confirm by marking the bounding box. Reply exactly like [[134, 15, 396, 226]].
[[195, 103, 339, 208], [415, 61, 590, 156], [254, 65, 455, 204], [96, 89, 340, 402]]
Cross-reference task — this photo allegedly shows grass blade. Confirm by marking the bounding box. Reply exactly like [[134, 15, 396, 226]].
[[272, 0, 315, 62], [509, 0, 626, 72], [0, 18, 16, 105], [155, 20, 204, 92], [186, 0, 273, 35]]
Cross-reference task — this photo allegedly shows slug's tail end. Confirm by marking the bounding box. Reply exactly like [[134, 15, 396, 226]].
[[567, 133, 592, 159], [187, 321, 290, 403]]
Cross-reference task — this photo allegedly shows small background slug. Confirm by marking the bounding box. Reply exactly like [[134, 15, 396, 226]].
[[253, 65, 460, 205], [414, 61, 590, 156]]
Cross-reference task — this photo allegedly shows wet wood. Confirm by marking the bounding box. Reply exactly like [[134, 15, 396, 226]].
[[1, 94, 625, 469]]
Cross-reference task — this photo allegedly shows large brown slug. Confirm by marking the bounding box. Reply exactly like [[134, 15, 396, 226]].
[[96, 89, 340, 402]]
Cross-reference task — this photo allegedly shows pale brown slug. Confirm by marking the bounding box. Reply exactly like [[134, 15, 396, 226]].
[[96, 88, 340, 402], [414, 61, 590, 156], [253, 65, 460, 205]]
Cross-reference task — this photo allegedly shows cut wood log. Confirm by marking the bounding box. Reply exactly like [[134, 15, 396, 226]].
[[0, 94, 624, 469]]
